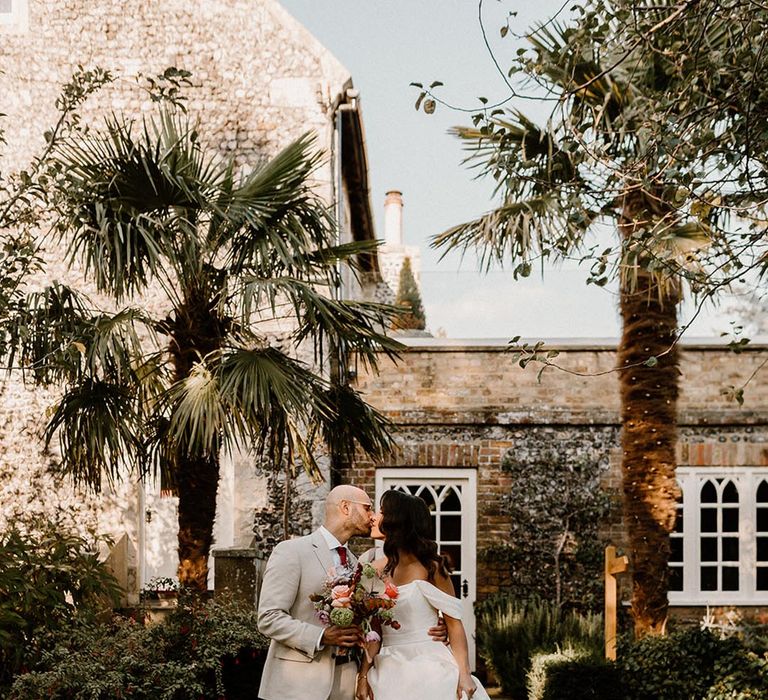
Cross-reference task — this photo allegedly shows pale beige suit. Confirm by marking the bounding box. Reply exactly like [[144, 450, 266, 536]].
[[257, 529, 358, 700]]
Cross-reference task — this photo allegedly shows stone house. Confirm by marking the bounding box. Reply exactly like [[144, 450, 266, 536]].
[[0, 0, 386, 595]]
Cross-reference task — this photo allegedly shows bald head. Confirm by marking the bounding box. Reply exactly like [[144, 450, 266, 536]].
[[326, 485, 369, 513], [323, 485, 373, 543]]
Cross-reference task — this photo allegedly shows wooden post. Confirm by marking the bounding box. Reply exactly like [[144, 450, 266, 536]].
[[605, 545, 629, 661]]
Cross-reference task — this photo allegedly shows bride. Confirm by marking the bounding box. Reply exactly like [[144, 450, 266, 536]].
[[355, 489, 490, 700]]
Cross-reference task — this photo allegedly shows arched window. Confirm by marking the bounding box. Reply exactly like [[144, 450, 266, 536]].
[[669, 489, 684, 592], [699, 479, 739, 592], [670, 468, 768, 605], [757, 481, 768, 591]]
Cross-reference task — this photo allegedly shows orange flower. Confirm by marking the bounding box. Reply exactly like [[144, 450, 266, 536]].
[[383, 582, 399, 600]]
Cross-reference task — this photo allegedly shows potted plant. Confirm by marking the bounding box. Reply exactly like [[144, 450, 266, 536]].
[[140, 576, 179, 602]]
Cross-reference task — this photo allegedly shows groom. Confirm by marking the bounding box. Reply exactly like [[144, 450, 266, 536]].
[[257, 484, 446, 700]]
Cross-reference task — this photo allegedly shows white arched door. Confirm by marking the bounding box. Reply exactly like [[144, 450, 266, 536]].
[[375, 468, 478, 669]]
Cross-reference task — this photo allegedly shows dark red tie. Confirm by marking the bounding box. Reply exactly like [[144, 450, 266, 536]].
[[336, 546, 348, 567]]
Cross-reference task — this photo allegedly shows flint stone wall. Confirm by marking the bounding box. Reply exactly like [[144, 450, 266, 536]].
[[0, 0, 352, 582]]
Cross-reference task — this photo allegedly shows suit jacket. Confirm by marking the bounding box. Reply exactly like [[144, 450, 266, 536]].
[[257, 529, 358, 700]]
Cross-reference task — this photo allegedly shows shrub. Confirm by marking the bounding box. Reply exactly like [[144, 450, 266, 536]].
[[8, 595, 269, 699], [0, 518, 120, 691], [528, 650, 624, 700], [493, 446, 615, 612], [617, 627, 768, 700], [527, 647, 584, 700], [476, 595, 603, 699], [705, 648, 768, 700]]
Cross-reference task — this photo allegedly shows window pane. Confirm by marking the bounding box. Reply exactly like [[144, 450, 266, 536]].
[[449, 575, 460, 597], [669, 537, 683, 562], [701, 566, 718, 591], [415, 487, 436, 511], [758, 481, 768, 503], [722, 567, 739, 591], [674, 508, 684, 533], [668, 566, 683, 592], [722, 537, 739, 562], [757, 508, 768, 533], [757, 537, 768, 562], [701, 508, 717, 533], [722, 508, 739, 533], [670, 537, 683, 562], [701, 537, 718, 562], [441, 544, 461, 572], [0, 0, 11, 13], [757, 567, 768, 591], [441, 487, 462, 511], [440, 515, 461, 542], [723, 481, 739, 503], [701, 481, 717, 503]]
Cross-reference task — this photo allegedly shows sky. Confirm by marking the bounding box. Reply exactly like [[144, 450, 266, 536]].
[[280, 0, 733, 339]]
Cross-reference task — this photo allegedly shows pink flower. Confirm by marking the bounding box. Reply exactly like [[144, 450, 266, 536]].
[[316, 610, 331, 625], [364, 630, 381, 643], [331, 584, 353, 607]]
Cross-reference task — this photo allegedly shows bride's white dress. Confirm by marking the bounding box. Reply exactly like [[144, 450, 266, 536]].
[[367, 579, 491, 700]]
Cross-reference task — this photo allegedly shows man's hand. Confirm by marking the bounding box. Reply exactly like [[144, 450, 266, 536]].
[[428, 615, 449, 645], [322, 625, 363, 647]]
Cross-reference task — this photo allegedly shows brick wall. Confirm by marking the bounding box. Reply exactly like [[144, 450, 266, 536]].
[[348, 339, 768, 602]]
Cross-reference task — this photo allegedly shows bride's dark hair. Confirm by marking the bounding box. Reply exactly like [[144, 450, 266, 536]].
[[380, 489, 451, 582]]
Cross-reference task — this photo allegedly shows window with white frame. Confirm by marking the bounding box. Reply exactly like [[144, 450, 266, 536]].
[[669, 467, 768, 605]]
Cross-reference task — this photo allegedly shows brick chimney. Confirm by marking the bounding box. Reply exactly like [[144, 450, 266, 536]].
[[383, 190, 403, 247]]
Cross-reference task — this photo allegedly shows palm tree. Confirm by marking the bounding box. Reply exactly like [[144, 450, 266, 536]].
[[11, 109, 400, 591], [435, 6, 742, 635]]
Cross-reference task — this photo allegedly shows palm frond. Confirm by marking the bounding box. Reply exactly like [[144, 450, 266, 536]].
[[317, 384, 396, 464], [45, 379, 141, 491], [8, 283, 158, 390], [6, 282, 92, 384], [239, 275, 403, 370], [166, 360, 227, 458], [450, 111, 584, 207], [214, 134, 336, 275], [55, 109, 223, 300], [433, 194, 593, 271]]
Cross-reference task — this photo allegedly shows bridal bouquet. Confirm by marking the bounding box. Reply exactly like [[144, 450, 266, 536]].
[[310, 562, 400, 654]]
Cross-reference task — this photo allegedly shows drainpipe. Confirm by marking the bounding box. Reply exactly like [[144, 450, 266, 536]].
[[328, 88, 359, 486]]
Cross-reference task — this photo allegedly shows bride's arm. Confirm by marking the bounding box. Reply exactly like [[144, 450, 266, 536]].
[[355, 638, 381, 700], [434, 572, 476, 699]]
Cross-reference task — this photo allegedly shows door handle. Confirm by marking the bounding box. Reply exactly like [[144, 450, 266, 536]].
[[462, 579, 469, 598]]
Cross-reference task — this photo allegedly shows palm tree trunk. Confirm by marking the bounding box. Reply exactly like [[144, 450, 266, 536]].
[[618, 202, 681, 637], [170, 291, 226, 592], [176, 452, 220, 592]]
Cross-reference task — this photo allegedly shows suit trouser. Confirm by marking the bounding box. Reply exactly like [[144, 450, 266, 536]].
[[328, 660, 357, 700]]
